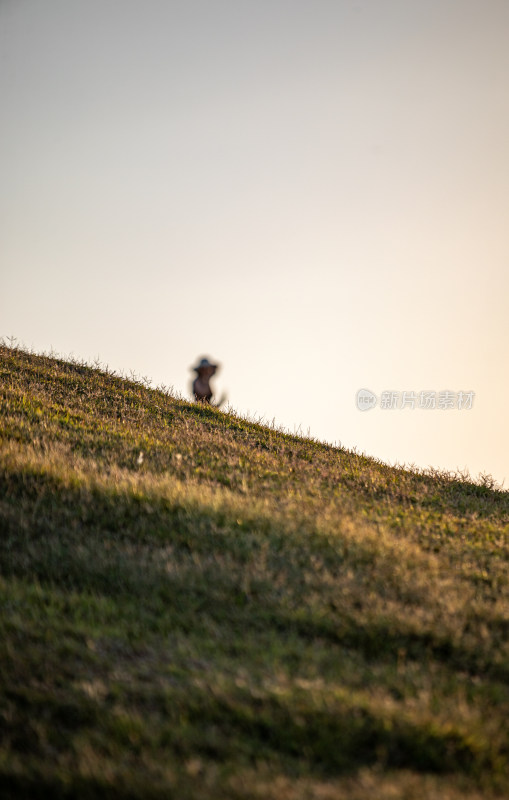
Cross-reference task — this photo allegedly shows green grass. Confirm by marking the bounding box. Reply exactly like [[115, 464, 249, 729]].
[[0, 342, 508, 799]]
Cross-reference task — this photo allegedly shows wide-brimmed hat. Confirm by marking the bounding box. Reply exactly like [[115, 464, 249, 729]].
[[191, 357, 218, 373]]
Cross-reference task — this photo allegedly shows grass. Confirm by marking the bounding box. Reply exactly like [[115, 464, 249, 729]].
[[0, 341, 508, 799]]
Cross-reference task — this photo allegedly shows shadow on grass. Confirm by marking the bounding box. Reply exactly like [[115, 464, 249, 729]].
[[1, 463, 507, 688], [0, 460, 509, 680], [2, 469, 508, 796], [0, 682, 496, 789], [0, 772, 179, 800]]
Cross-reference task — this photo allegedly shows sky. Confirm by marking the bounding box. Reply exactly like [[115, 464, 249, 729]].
[[1, 0, 508, 486]]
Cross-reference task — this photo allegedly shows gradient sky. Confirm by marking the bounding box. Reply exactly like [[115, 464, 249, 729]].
[[2, 0, 508, 486]]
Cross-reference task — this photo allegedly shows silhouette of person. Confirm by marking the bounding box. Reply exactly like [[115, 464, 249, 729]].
[[191, 357, 219, 404]]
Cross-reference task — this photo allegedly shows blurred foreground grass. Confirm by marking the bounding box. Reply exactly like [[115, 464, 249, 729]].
[[0, 343, 508, 799]]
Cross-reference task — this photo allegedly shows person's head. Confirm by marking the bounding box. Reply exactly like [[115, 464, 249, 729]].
[[192, 357, 218, 380]]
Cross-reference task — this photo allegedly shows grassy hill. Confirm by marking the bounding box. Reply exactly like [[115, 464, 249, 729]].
[[1, 343, 508, 799]]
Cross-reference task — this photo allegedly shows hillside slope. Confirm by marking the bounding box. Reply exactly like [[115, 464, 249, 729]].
[[0, 344, 508, 799]]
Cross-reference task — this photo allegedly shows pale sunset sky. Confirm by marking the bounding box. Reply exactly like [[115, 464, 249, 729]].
[[1, 0, 508, 486]]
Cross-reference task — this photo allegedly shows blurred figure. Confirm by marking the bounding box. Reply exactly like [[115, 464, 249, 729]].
[[191, 356, 226, 407]]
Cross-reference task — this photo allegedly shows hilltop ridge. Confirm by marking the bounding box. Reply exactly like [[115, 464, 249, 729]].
[[1, 344, 508, 799]]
